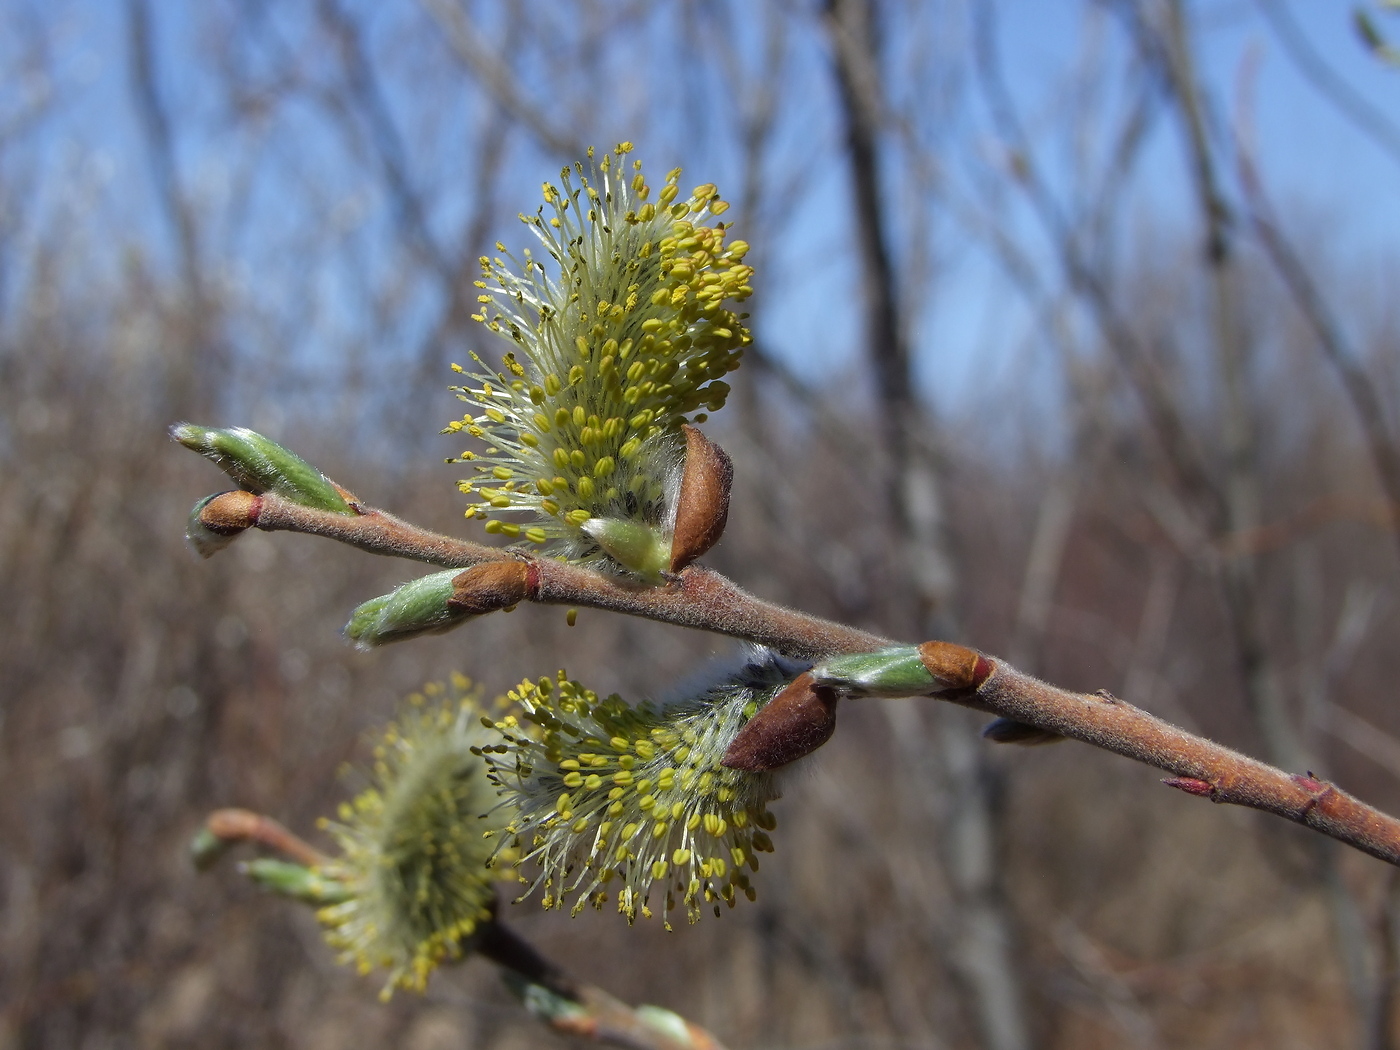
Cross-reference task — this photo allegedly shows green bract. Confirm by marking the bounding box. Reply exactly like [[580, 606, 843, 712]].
[[446, 143, 752, 573]]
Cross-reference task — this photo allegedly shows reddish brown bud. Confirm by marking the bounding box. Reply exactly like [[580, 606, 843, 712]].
[[200, 490, 263, 533], [916, 641, 992, 690], [670, 424, 733, 572], [722, 672, 839, 772], [1163, 776, 1215, 798], [448, 560, 531, 614]]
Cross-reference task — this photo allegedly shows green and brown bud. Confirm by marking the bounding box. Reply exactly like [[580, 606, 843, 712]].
[[170, 423, 352, 513], [345, 569, 471, 649], [810, 642, 993, 698], [185, 490, 261, 558]]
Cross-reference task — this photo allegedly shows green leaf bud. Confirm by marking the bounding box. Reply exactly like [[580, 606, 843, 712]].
[[170, 423, 351, 513], [344, 569, 471, 649], [241, 858, 352, 905], [810, 646, 939, 697], [579, 517, 672, 579]]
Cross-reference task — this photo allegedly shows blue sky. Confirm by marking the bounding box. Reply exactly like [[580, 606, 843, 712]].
[[10, 0, 1399, 438]]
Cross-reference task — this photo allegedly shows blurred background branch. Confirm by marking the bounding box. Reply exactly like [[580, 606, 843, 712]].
[[5, 1, 1400, 1048]]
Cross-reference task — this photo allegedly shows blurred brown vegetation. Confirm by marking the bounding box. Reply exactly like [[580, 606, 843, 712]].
[[4, 1, 1400, 1048]]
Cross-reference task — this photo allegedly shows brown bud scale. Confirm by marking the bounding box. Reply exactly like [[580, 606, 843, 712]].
[[200, 490, 262, 534], [449, 561, 531, 614], [670, 425, 733, 572], [916, 641, 992, 690], [722, 672, 838, 772]]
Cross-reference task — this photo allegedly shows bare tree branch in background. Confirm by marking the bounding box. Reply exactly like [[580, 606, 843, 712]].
[[1236, 101, 1400, 569], [125, 0, 219, 414], [825, 2, 1032, 1047], [418, 0, 587, 158], [1256, 0, 1400, 169]]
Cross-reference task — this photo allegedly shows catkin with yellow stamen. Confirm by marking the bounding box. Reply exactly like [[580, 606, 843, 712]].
[[482, 651, 801, 928], [314, 676, 516, 997], [445, 143, 752, 576]]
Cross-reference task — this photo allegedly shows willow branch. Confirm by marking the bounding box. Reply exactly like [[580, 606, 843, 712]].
[[961, 658, 1400, 867], [201, 807, 329, 866], [204, 490, 889, 659], [198, 491, 1400, 867], [475, 922, 728, 1050], [195, 805, 726, 1050]]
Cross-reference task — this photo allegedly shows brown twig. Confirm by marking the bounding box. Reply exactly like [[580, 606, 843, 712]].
[[203, 491, 889, 659], [475, 922, 728, 1050], [203, 807, 328, 866], [198, 493, 1400, 867], [224, 490, 501, 568], [199, 804, 725, 1050], [961, 661, 1400, 867]]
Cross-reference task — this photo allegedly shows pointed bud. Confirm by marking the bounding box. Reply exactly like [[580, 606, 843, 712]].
[[1162, 776, 1214, 798], [170, 423, 352, 513], [185, 491, 261, 558], [722, 672, 838, 771], [241, 858, 351, 904], [344, 569, 471, 648], [670, 425, 733, 572], [448, 560, 532, 613], [981, 717, 1062, 746]]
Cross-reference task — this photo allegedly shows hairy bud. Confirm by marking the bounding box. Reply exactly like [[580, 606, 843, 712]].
[[449, 561, 532, 614], [185, 490, 261, 558], [811, 643, 993, 698], [345, 569, 471, 648], [171, 423, 352, 513]]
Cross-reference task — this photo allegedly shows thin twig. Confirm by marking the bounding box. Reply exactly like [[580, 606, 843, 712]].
[[200, 804, 726, 1050], [475, 922, 729, 1050], [201, 492, 1400, 867], [204, 807, 328, 866]]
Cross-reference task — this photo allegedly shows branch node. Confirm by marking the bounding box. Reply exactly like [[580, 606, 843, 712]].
[[916, 641, 993, 690], [449, 561, 533, 614]]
